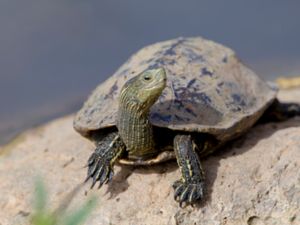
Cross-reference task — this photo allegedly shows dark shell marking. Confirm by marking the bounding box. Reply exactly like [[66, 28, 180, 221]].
[[74, 37, 277, 141]]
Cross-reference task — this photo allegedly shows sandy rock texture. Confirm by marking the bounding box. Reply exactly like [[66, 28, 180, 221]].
[[0, 89, 300, 225]]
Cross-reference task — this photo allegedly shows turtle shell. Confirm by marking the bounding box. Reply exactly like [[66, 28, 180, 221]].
[[74, 37, 277, 141]]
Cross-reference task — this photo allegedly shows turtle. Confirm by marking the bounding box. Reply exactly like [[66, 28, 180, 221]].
[[74, 37, 300, 205]]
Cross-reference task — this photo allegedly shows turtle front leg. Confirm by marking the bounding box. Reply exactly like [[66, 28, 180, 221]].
[[85, 132, 126, 189], [173, 134, 205, 206]]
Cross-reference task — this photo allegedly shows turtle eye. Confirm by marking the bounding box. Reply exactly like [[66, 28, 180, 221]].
[[143, 74, 152, 81]]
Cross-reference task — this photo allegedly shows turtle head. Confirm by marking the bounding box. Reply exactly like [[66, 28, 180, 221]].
[[120, 68, 167, 113]]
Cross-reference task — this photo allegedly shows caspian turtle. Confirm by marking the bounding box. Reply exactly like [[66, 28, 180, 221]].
[[74, 37, 300, 205]]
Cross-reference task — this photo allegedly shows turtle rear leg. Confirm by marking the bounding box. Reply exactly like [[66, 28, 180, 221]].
[[262, 99, 300, 122], [173, 134, 205, 206], [85, 132, 126, 189]]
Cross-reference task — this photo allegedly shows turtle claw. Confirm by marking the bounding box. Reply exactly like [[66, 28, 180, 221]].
[[84, 133, 125, 189], [173, 180, 204, 206], [85, 152, 114, 189]]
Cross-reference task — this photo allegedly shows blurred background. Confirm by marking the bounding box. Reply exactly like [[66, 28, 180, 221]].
[[1, 0, 300, 144]]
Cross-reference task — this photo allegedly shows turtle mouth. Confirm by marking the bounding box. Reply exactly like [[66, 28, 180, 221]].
[[140, 68, 167, 100], [155, 67, 167, 83], [152, 68, 167, 91], [159, 76, 167, 86], [119, 68, 167, 112]]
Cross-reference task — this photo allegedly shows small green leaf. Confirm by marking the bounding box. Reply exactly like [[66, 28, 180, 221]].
[[34, 177, 47, 213], [30, 177, 96, 225], [31, 213, 56, 225], [63, 197, 97, 225]]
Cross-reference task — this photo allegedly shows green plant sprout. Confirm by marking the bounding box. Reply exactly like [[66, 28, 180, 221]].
[[31, 178, 96, 225]]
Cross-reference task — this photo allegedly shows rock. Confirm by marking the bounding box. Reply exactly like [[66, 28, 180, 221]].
[[1, 89, 300, 225]]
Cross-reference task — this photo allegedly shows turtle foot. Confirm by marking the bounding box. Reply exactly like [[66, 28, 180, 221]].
[[85, 152, 114, 189], [172, 180, 204, 206]]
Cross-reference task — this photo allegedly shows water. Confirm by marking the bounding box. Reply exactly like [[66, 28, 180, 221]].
[[1, 0, 300, 144]]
